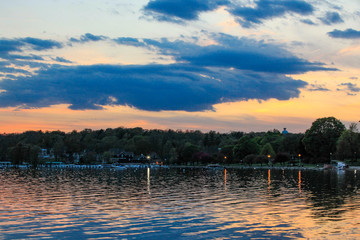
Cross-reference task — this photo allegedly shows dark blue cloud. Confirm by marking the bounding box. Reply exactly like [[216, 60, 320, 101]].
[[70, 33, 107, 43], [0, 39, 25, 54], [21, 37, 63, 50], [113, 37, 146, 47], [0, 33, 338, 112], [328, 28, 360, 39], [0, 63, 31, 75], [0, 64, 307, 111], [0, 37, 62, 60], [179, 48, 332, 74], [228, 0, 314, 27], [319, 12, 343, 25], [7, 54, 44, 61], [140, 34, 337, 74], [143, 0, 229, 22]]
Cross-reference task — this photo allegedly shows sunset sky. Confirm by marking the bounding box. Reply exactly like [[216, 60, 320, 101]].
[[0, 0, 359, 133]]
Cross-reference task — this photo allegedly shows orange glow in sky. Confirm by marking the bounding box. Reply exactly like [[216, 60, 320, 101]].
[[0, 0, 359, 133]]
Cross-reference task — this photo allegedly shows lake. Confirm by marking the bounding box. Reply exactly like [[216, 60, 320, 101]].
[[0, 167, 359, 239]]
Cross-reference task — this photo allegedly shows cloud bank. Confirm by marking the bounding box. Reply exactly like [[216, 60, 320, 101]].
[[0, 64, 307, 111], [0, 33, 339, 112], [133, 34, 337, 74]]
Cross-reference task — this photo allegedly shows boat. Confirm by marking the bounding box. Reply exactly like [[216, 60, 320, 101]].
[[323, 160, 348, 170], [0, 162, 12, 169], [111, 164, 127, 170]]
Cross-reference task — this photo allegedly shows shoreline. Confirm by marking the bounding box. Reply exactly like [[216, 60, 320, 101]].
[[2, 163, 359, 172], [169, 164, 360, 171]]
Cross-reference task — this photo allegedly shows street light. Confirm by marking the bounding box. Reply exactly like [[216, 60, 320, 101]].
[[298, 154, 301, 166]]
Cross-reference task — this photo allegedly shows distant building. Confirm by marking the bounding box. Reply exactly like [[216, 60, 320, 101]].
[[110, 150, 134, 163], [282, 128, 288, 135], [39, 148, 55, 160]]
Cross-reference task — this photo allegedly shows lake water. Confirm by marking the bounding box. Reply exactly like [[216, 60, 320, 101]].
[[0, 167, 359, 239]]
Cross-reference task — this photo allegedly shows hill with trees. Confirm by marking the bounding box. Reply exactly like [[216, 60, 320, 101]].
[[0, 117, 359, 166]]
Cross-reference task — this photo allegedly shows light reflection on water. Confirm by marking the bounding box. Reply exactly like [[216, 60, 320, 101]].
[[0, 167, 360, 239]]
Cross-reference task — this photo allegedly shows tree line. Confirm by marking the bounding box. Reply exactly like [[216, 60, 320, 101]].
[[0, 116, 359, 166]]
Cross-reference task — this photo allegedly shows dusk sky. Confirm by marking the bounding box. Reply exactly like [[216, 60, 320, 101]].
[[0, 0, 359, 133]]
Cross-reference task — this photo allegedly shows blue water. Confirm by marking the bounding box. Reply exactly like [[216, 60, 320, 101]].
[[0, 167, 359, 239]]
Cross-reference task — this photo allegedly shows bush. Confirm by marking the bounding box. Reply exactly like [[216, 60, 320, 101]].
[[243, 154, 257, 165], [274, 152, 290, 165], [254, 155, 268, 166]]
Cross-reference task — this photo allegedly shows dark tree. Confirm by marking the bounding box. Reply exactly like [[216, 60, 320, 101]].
[[336, 123, 360, 161], [302, 117, 345, 161], [274, 152, 290, 166], [233, 135, 260, 161], [180, 142, 200, 164]]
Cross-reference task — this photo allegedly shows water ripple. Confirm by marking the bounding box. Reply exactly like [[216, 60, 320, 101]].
[[1, 168, 360, 239]]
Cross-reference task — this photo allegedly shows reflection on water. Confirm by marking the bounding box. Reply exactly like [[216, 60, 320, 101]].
[[0, 167, 360, 239], [299, 170, 301, 193]]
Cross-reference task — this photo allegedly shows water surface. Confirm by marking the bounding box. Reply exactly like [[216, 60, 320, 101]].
[[0, 167, 359, 239]]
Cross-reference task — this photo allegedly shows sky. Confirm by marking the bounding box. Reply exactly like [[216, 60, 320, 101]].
[[0, 0, 359, 133]]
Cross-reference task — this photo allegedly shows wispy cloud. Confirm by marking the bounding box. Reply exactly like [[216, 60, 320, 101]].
[[0, 37, 63, 76], [337, 82, 360, 95], [52, 57, 73, 63], [307, 83, 330, 92], [70, 33, 108, 43], [300, 19, 316, 25], [114, 37, 147, 47]]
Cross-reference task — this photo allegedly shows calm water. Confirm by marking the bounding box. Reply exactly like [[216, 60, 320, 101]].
[[0, 167, 359, 239]]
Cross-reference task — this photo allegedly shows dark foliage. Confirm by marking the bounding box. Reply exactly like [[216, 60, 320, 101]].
[[0, 116, 354, 165]]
